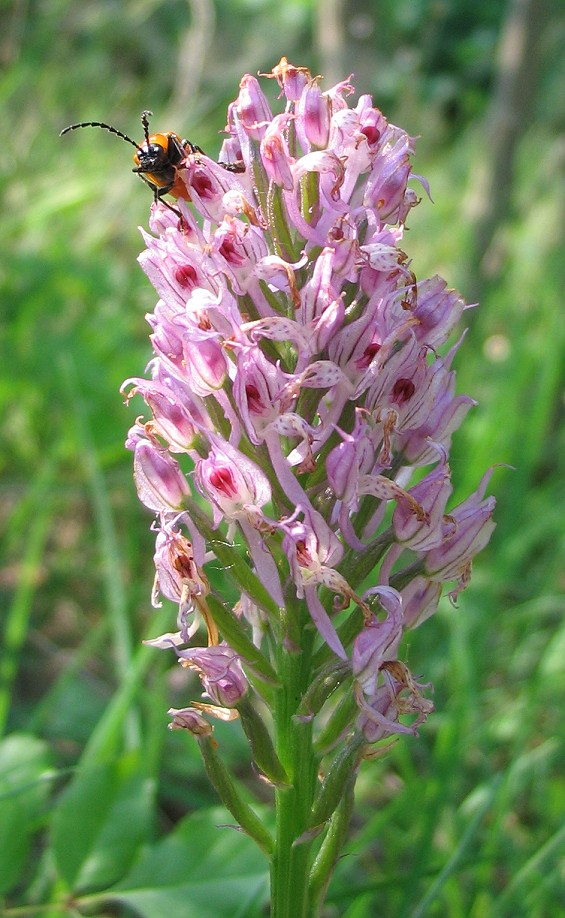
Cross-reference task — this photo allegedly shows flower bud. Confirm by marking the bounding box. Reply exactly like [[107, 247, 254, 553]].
[[270, 56, 311, 101], [298, 79, 331, 148], [234, 74, 273, 140], [260, 115, 294, 190], [132, 439, 189, 512]]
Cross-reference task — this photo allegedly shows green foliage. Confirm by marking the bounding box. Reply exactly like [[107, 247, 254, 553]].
[[1, 1, 565, 916], [108, 807, 268, 918], [51, 752, 154, 891], [0, 735, 52, 895]]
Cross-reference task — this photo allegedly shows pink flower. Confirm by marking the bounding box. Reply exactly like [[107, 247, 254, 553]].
[[179, 644, 248, 708], [127, 59, 495, 741], [424, 469, 497, 599]]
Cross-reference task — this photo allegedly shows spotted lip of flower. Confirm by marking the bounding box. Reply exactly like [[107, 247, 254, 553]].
[[195, 441, 272, 528]]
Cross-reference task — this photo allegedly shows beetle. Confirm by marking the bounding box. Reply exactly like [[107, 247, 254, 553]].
[[60, 110, 202, 219]]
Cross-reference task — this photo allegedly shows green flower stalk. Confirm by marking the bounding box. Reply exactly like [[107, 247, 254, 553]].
[[124, 57, 496, 916]]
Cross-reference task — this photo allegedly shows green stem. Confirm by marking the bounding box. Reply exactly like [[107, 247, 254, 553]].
[[270, 627, 318, 917], [308, 777, 356, 916]]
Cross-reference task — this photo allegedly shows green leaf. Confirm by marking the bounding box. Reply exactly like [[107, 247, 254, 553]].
[[196, 736, 273, 856], [0, 734, 52, 895], [51, 750, 154, 892], [105, 807, 269, 918]]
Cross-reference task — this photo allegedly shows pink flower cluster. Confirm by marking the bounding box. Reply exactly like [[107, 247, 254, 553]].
[[124, 59, 495, 742]]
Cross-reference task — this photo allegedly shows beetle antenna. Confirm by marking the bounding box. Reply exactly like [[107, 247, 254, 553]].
[[59, 121, 140, 149], [141, 110, 153, 146]]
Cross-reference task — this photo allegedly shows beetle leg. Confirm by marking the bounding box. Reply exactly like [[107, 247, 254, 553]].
[[153, 187, 189, 232]]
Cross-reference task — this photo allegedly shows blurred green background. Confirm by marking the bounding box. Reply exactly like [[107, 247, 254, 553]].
[[1, 1, 565, 915]]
